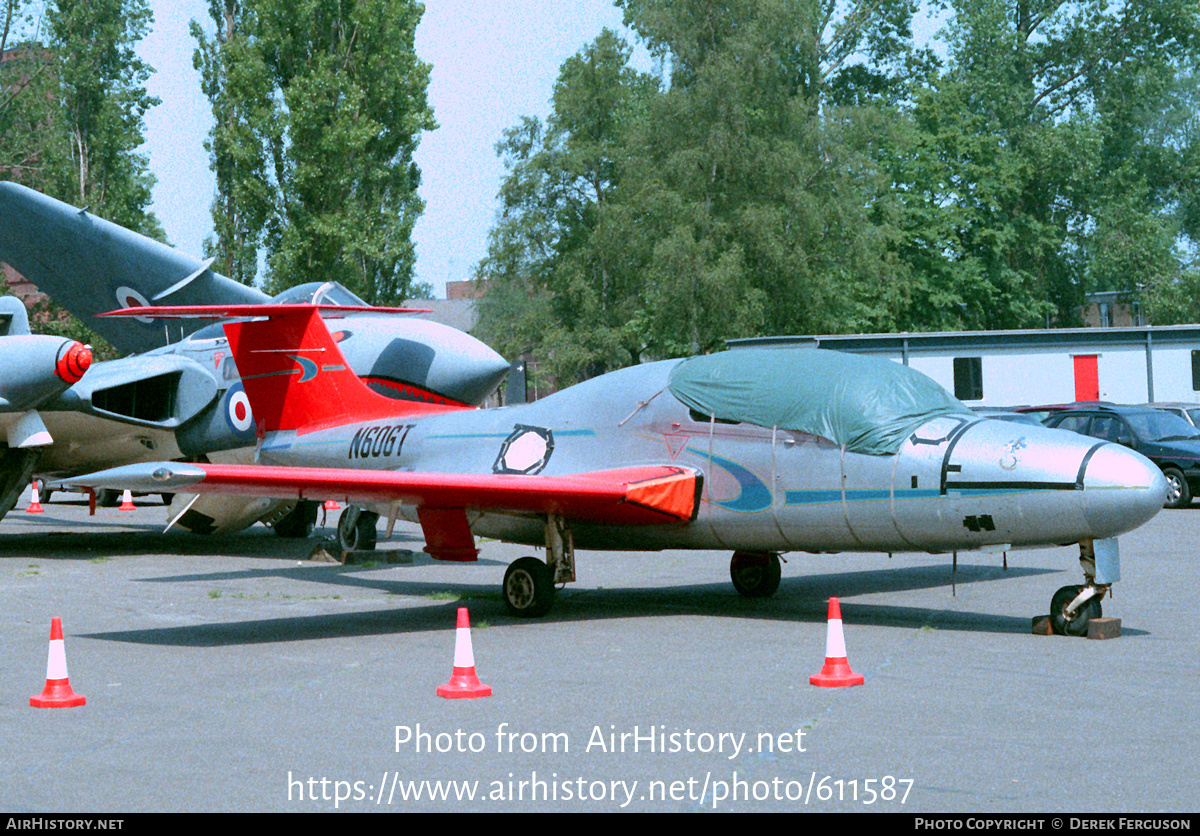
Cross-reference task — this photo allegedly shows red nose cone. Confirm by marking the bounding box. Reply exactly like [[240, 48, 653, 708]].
[[55, 341, 92, 383]]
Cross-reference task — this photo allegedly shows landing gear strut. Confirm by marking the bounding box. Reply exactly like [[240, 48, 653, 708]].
[[1048, 538, 1112, 636], [501, 515, 575, 618]]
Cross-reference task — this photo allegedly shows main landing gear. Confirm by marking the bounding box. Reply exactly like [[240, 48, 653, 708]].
[[502, 515, 575, 617], [337, 505, 379, 551], [729, 551, 782, 597], [1048, 538, 1112, 637]]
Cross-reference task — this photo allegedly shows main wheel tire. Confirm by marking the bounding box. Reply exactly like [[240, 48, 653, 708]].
[[337, 508, 378, 551], [1163, 467, 1192, 508], [503, 556, 555, 617], [1049, 584, 1102, 637], [730, 551, 782, 598], [274, 500, 318, 538]]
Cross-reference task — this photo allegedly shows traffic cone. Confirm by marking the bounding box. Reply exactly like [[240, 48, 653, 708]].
[[118, 489, 136, 511], [809, 597, 865, 687], [25, 481, 43, 513], [30, 617, 86, 708], [323, 499, 340, 510], [436, 607, 491, 699]]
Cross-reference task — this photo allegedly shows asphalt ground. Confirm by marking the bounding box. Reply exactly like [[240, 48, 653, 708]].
[[1, 489, 1197, 813]]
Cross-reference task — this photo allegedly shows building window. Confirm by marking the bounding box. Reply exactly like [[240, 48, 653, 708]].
[[953, 357, 983, 401], [1192, 350, 1200, 391]]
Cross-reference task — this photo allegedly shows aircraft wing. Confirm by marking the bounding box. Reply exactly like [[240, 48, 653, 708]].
[[67, 461, 702, 560], [0, 182, 270, 354]]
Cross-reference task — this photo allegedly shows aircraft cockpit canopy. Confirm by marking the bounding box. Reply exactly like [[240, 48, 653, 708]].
[[270, 281, 369, 307], [668, 348, 972, 455]]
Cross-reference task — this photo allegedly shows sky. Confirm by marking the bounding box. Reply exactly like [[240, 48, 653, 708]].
[[137, 0, 650, 299]]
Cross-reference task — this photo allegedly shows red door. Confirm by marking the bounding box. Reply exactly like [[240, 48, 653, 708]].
[[1073, 355, 1099, 401]]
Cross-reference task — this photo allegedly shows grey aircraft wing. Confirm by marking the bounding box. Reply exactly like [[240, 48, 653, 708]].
[[0, 181, 269, 354]]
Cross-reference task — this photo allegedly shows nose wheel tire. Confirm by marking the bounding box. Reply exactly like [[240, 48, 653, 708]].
[[503, 556, 555, 617], [730, 552, 782, 598], [1050, 584, 1102, 637]]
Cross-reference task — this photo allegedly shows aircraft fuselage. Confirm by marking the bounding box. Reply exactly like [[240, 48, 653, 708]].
[[255, 359, 1166, 555]]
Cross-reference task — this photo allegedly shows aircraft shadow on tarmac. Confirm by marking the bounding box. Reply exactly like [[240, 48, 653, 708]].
[[79, 561, 1069, 648], [0, 525, 428, 560]]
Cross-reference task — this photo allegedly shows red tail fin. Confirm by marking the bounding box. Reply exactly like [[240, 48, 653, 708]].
[[99, 303, 462, 434], [223, 308, 454, 434]]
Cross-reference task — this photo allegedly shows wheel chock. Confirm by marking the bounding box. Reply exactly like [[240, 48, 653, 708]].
[[1031, 615, 1053, 635], [1086, 617, 1122, 640]]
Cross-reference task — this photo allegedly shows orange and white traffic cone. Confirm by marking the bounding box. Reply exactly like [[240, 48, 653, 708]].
[[118, 489, 136, 511], [25, 481, 43, 513], [809, 597, 865, 687], [323, 499, 340, 510], [436, 607, 491, 699], [30, 617, 86, 708]]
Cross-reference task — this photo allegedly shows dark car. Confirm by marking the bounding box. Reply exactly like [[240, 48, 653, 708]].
[[1042, 405, 1200, 508], [1014, 401, 1117, 424]]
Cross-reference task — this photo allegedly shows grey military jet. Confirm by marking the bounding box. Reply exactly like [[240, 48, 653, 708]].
[[0, 182, 509, 533], [73, 305, 1167, 636]]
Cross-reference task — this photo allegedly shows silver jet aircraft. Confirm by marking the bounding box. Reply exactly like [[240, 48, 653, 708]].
[[72, 305, 1167, 636]]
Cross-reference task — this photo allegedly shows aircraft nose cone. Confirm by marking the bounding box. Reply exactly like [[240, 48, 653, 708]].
[[1081, 444, 1167, 537]]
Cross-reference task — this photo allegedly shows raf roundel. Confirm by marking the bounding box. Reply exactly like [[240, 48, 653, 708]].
[[114, 286, 153, 323], [493, 425, 554, 475], [225, 384, 254, 434]]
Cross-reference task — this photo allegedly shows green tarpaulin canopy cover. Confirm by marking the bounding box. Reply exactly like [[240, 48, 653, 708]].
[[667, 348, 973, 455]]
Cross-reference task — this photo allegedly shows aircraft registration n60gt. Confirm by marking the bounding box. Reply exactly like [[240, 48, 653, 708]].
[[71, 306, 1167, 636]]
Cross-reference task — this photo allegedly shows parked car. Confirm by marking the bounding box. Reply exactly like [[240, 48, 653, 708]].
[[1145, 402, 1200, 428], [1013, 401, 1117, 424], [1042, 405, 1200, 507]]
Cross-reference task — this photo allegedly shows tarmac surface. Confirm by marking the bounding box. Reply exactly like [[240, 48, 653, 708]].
[[1, 489, 1197, 813]]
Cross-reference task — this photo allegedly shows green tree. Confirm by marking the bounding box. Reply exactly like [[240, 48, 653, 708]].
[[0, 2, 55, 185], [1, 0, 160, 354], [475, 30, 659, 382], [41, 0, 161, 234], [478, 1, 927, 384], [191, 0, 272, 285], [904, 0, 1200, 329], [192, 0, 436, 302]]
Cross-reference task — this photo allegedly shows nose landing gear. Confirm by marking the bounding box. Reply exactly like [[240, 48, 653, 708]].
[[1047, 538, 1115, 637]]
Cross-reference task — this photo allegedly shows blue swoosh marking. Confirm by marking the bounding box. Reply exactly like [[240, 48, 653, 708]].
[[287, 354, 319, 382], [685, 446, 773, 513]]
